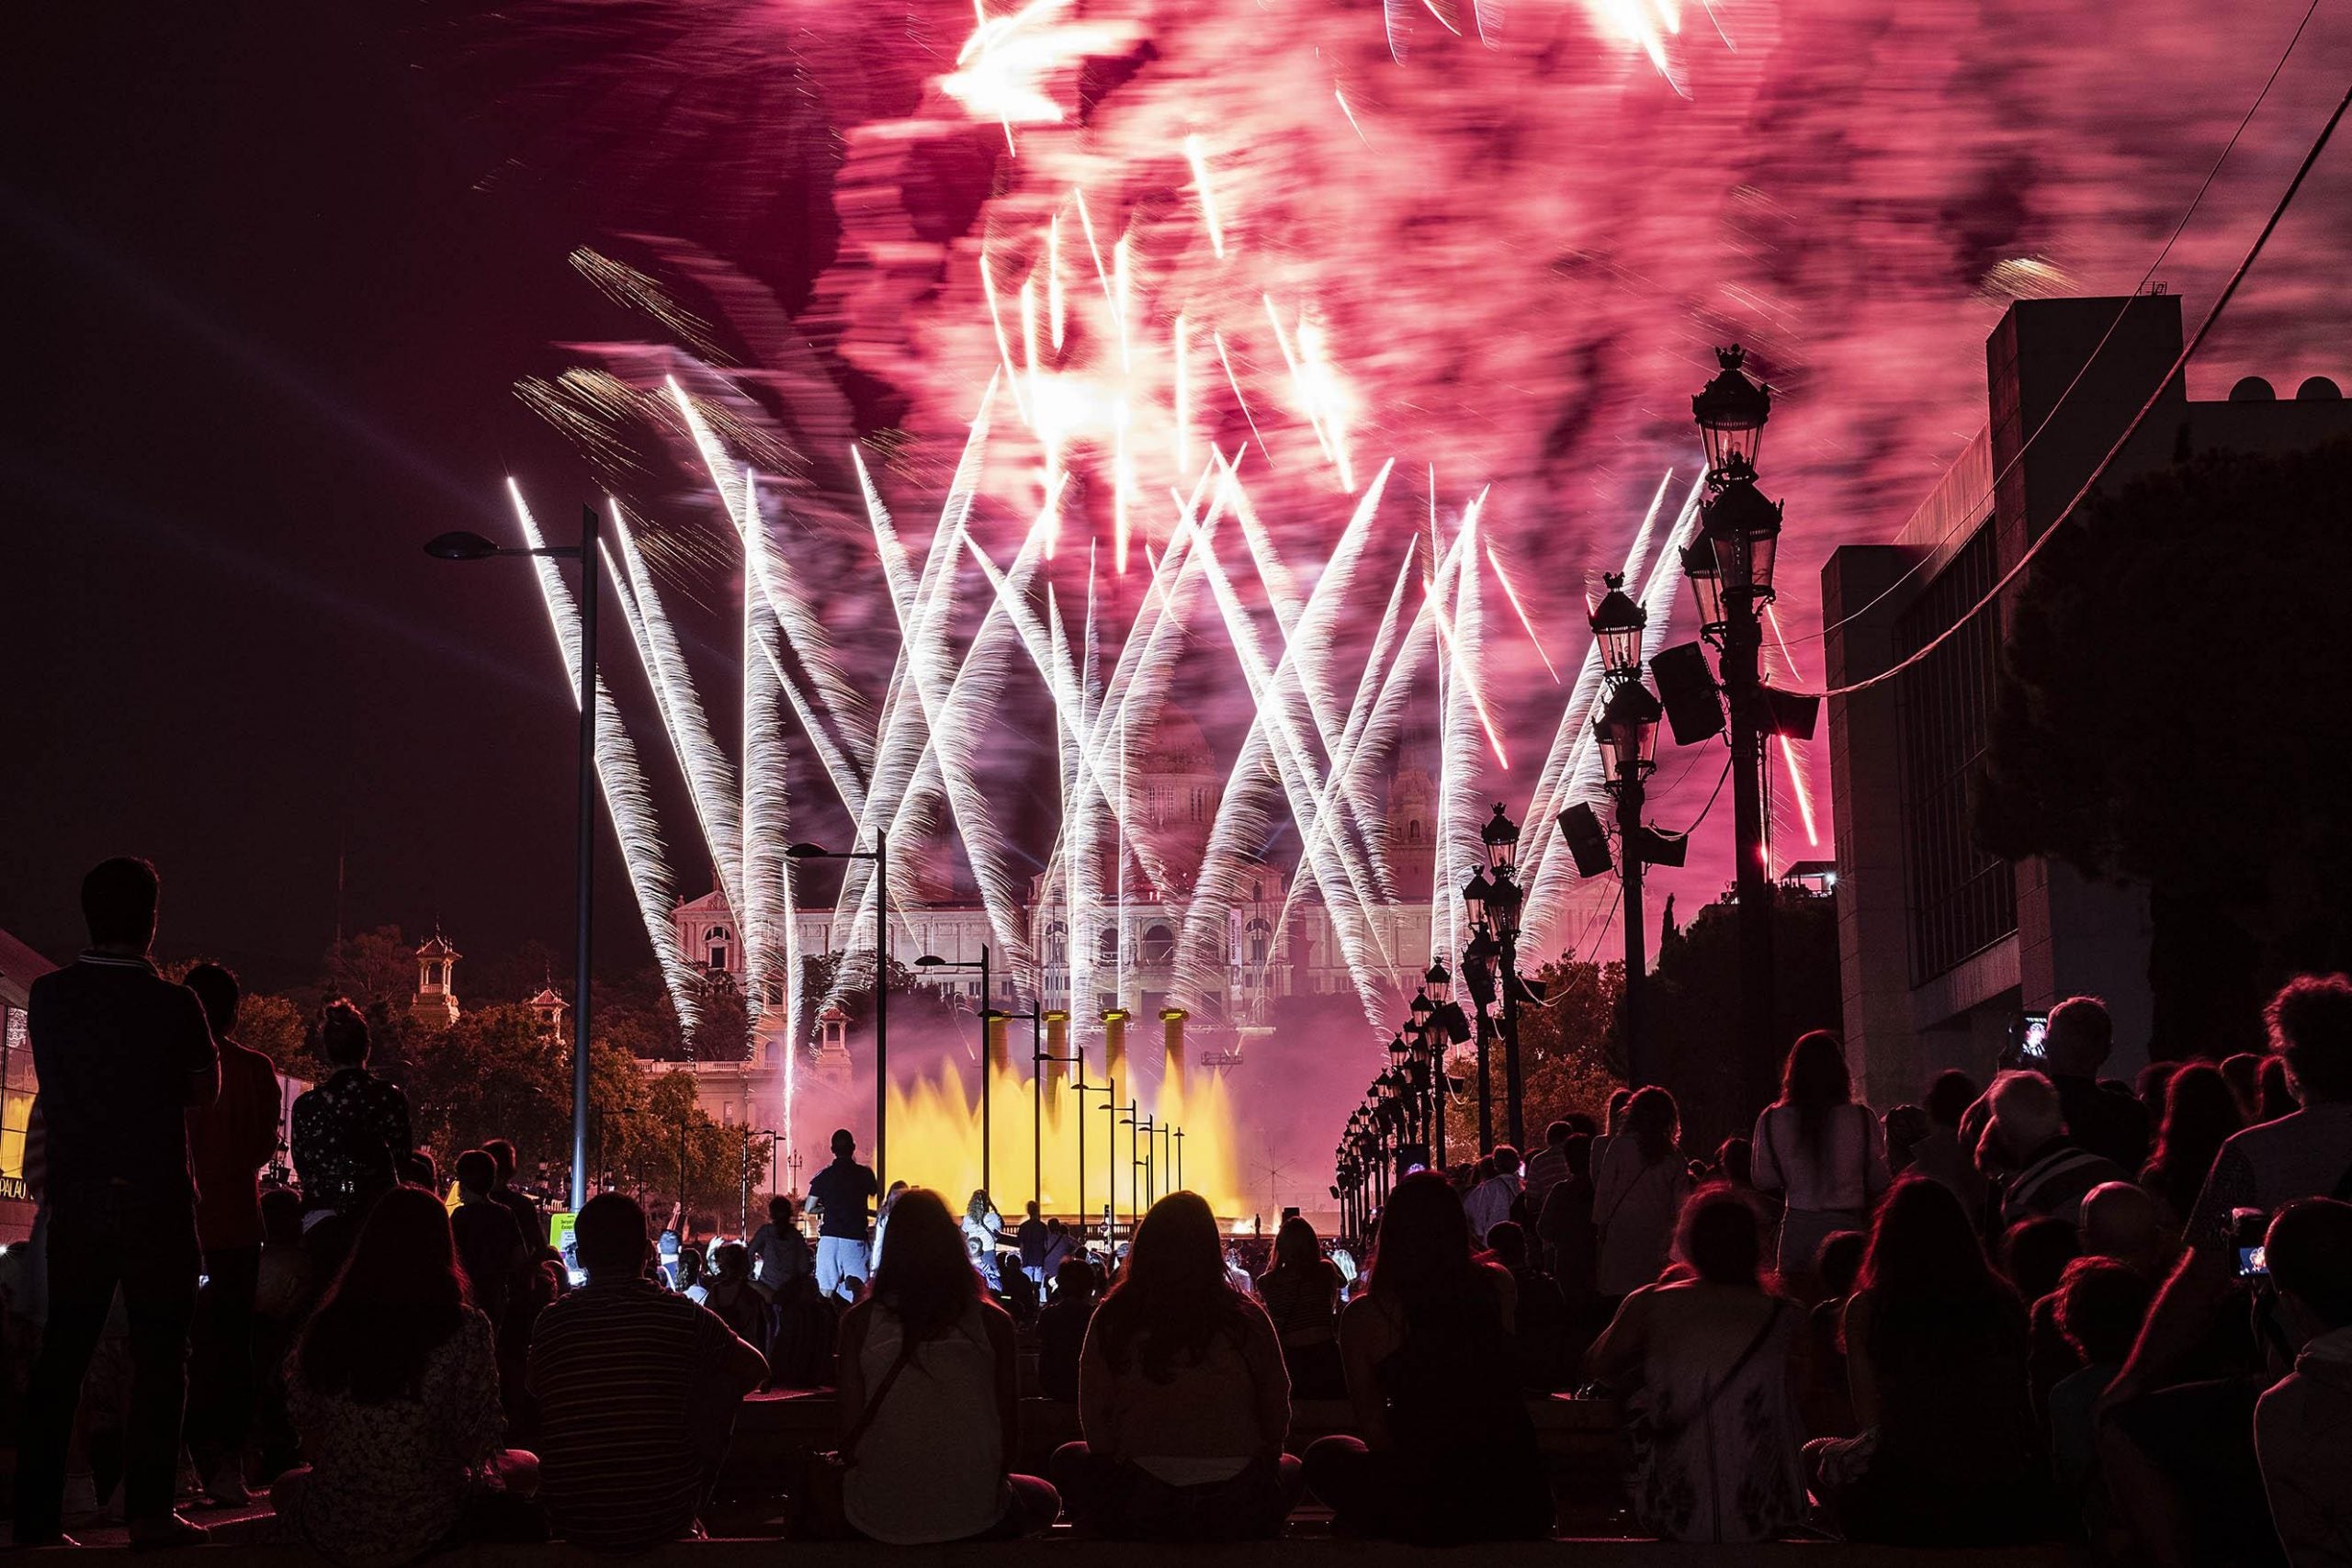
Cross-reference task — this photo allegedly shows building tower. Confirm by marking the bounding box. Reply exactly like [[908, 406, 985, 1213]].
[[527, 981, 568, 1043], [814, 1003, 853, 1089], [411, 931, 460, 1027]]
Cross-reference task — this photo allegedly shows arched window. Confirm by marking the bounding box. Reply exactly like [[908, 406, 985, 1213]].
[[703, 924, 732, 971], [1408, 818, 1422, 843], [1141, 924, 1175, 964], [1097, 927, 1121, 964], [1246, 918, 1272, 965], [1045, 921, 1068, 965]]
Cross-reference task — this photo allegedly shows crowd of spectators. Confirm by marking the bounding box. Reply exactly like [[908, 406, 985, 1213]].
[[6, 855, 2352, 1564]]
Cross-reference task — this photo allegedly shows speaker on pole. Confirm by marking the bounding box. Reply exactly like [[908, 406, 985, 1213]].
[[1556, 802, 1615, 878], [1652, 641, 1726, 745]]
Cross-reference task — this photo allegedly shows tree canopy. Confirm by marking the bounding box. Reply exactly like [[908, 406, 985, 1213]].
[[1979, 438, 2352, 1055]]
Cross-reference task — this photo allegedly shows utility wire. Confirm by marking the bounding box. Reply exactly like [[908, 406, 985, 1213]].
[[1795, 67, 2352, 700], [1791, 0, 2328, 652]]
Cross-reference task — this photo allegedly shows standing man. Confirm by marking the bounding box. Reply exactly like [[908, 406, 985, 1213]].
[[482, 1138, 546, 1252], [180, 962, 281, 1508], [2041, 997, 2151, 1174], [15, 858, 220, 1548], [805, 1128, 878, 1303], [1014, 1200, 1051, 1291]]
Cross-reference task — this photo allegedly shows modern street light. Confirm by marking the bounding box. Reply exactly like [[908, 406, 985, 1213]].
[[1685, 344, 1782, 1115], [786, 834, 890, 1187], [424, 512, 600, 1212], [914, 948, 992, 1193]]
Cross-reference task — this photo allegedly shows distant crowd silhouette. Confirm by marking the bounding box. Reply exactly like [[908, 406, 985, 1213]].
[[6, 856, 2351, 1564]]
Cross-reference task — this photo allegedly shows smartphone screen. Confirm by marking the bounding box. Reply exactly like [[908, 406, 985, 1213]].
[[2020, 1013, 2049, 1058], [2239, 1245, 2268, 1278]]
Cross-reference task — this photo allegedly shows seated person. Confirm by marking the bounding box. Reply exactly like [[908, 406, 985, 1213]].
[[1054, 1194, 1299, 1540], [833, 1190, 1058, 1541], [1486, 1223, 1571, 1392], [2047, 1257, 2152, 1547], [1036, 1256, 1098, 1404], [526, 1194, 767, 1551], [276, 1187, 535, 1565]]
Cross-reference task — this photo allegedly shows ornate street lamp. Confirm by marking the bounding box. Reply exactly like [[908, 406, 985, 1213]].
[[1684, 344, 1781, 1120], [1690, 343, 1772, 475], [1589, 572, 1646, 679], [1482, 802, 1521, 874], [1460, 872, 1498, 1151], [1482, 805, 1529, 1151], [1595, 676, 1664, 1085]]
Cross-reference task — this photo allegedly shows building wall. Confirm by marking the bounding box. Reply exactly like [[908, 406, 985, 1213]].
[[1826, 293, 2352, 1096]]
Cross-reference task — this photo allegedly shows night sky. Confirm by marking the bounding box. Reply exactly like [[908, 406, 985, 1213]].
[[7, 0, 2351, 992]]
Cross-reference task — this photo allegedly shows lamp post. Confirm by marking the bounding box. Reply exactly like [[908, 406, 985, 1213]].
[[785, 833, 890, 1187], [1171, 1126, 1185, 1191], [1480, 804, 1528, 1151], [1685, 345, 1782, 1114], [914, 948, 991, 1193], [1102, 1097, 1138, 1243], [425, 513, 600, 1211], [1461, 890, 1498, 1153], [1589, 574, 1662, 1088]]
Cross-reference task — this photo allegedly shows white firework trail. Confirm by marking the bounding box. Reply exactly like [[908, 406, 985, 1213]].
[[741, 510, 793, 1074], [1431, 489, 1492, 959], [1518, 478, 1702, 954], [664, 378, 870, 813], [1182, 460, 1396, 998], [605, 503, 743, 919], [507, 481, 701, 1032]]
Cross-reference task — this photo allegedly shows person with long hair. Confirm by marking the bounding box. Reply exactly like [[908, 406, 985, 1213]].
[[833, 1189, 1057, 1541], [1804, 1176, 2049, 1545], [1053, 1192, 1299, 1540], [1300, 1172, 1552, 1543], [1256, 1215, 1345, 1400], [2138, 1064, 2244, 1230], [1595, 1087, 1692, 1299], [1586, 1185, 1805, 1542], [275, 1187, 533, 1565], [1751, 1032, 1890, 1292]]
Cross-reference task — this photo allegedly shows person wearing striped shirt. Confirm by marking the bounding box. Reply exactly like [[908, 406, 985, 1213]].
[[526, 1194, 768, 1551]]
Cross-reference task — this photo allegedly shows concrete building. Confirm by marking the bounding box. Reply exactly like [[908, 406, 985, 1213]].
[[410, 931, 461, 1027], [1824, 293, 2352, 1106]]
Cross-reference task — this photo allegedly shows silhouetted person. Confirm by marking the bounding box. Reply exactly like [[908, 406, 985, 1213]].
[[2140, 1063, 2244, 1229], [1979, 1069, 2126, 1231], [1752, 1031, 1889, 1291], [1596, 1087, 1690, 1299], [450, 1148, 526, 1333], [1521, 1121, 1575, 1223], [1805, 1177, 2049, 1545], [1907, 1068, 1988, 1214], [1015, 1200, 1051, 1289], [15, 857, 220, 1548], [1036, 1256, 1097, 1403], [1586, 1184, 1805, 1542], [808, 1128, 879, 1303], [1302, 1171, 1552, 1543], [481, 1139, 545, 1252], [1486, 1221, 1570, 1392], [2254, 1199, 2352, 1568], [528, 1193, 767, 1550], [1055, 1191, 1299, 1540], [276, 1186, 535, 1562], [832, 1189, 1058, 1540], [1256, 1215, 1345, 1400], [291, 998, 413, 1253], [2041, 997, 2151, 1174], [181, 961, 282, 1506]]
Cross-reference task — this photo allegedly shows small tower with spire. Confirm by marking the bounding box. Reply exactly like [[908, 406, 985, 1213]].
[[411, 931, 460, 1027], [814, 1003, 852, 1089], [527, 972, 568, 1043]]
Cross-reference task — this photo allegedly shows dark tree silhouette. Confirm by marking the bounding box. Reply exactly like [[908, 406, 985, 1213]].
[[1977, 439, 2352, 1057]]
